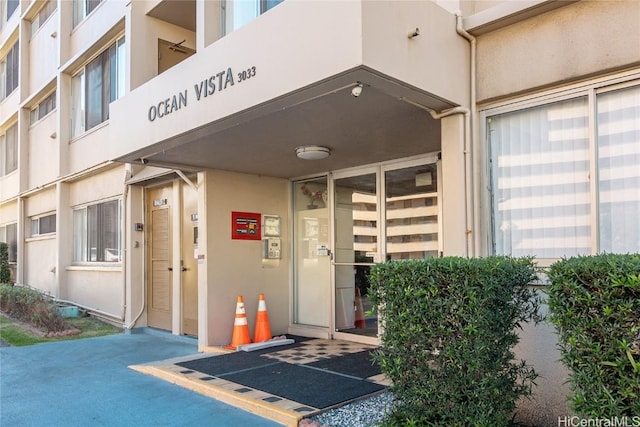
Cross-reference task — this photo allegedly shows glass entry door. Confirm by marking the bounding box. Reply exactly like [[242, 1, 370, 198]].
[[292, 177, 331, 329], [333, 170, 379, 339], [332, 157, 440, 343], [291, 155, 440, 342]]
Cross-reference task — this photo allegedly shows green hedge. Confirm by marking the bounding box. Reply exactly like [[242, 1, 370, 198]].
[[369, 257, 541, 426], [547, 254, 640, 416], [0, 284, 68, 332]]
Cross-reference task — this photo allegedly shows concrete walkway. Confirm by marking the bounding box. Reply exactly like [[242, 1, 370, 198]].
[[0, 330, 280, 427]]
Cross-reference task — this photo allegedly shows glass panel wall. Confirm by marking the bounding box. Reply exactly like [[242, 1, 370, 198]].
[[385, 164, 439, 260]]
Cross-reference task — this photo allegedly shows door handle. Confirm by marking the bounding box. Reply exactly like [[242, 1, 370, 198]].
[[168, 267, 173, 271], [181, 267, 188, 272]]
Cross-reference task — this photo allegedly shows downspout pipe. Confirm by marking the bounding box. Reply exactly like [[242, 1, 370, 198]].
[[455, 12, 478, 257]]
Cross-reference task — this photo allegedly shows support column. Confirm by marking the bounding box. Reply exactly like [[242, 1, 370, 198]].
[[196, 171, 209, 351], [56, 181, 70, 298], [440, 114, 468, 257], [171, 180, 182, 335]]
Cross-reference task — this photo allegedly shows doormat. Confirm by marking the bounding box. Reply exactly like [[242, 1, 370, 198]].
[[220, 361, 386, 409], [307, 349, 382, 379], [176, 335, 313, 376], [176, 343, 304, 376]]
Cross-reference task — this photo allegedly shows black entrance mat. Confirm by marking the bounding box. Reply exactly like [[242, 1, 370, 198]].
[[307, 350, 381, 379], [220, 362, 385, 409], [176, 343, 305, 376]]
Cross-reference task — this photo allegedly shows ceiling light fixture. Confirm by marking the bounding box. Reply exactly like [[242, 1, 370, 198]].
[[351, 82, 364, 98], [295, 146, 331, 160]]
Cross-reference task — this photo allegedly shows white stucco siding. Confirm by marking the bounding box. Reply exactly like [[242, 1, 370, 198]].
[[476, 0, 640, 102], [362, 0, 469, 107], [28, 11, 59, 93], [28, 113, 59, 189], [24, 236, 57, 295], [65, 268, 123, 319], [68, 166, 124, 207], [109, 0, 364, 160], [201, 169, 290, 346]]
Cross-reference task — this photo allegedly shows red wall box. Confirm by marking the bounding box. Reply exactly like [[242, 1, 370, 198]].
[[231, 211, 261, 240]]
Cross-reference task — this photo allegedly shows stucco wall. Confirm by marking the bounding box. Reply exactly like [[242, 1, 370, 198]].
[[476, 0, 640, 102], [28, 113, 58, 189], [28, 9, 58, 94], [24, 236, 57, 295], [202, 169, 290, 346]]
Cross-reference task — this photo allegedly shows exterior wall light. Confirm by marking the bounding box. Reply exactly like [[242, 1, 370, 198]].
[[295, 146, 331, 160]]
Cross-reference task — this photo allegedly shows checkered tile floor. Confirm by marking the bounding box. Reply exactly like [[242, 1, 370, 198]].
[[263, 339, 375, 363]]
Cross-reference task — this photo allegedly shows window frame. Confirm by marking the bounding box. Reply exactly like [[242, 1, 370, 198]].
[[73, 0, 103, 28], [70, 36, 125, 138], [73, 199, 121, 264], [1, 41, 19, 101], [31, 0, 57, 38], [6, 0, 19, 21], [481, 71, 640, 264], [31, 213, 57, 237], [30, 91, 57, 125], [1, 122, 18, 176], [0, 223, 18, 264]]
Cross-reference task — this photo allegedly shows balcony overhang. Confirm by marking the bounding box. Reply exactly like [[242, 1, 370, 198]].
[[111, 0, 469, 179]]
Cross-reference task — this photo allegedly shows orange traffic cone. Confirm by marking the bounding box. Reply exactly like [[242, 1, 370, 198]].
[[253, 293, 272, 343], [224, 296, 251, 350], [355, 287, 366, 329]]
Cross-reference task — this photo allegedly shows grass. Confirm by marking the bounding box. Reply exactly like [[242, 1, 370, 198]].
[[0, 313, 122, 347]]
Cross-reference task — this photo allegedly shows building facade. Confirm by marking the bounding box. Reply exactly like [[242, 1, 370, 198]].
[[0, 0, 638, 423]]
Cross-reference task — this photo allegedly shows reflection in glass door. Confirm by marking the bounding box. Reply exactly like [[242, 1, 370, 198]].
[[385, 163, 439, 260], [333, 172, 379, 338]]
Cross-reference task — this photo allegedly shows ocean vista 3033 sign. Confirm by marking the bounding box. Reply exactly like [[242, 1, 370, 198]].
[[147, 65, 257, 122]]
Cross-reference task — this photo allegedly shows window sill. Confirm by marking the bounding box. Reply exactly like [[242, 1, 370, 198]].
[[26, 234, 56, 242], [69, 120, 109, 144], [67, 264, 122, 272]]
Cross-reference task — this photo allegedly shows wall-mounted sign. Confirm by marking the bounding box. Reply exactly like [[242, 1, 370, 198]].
[[191, 213, 198, 222], [147, 65, 257, 122], [231, 211, 261, 240], [153, 199, 168, 207]]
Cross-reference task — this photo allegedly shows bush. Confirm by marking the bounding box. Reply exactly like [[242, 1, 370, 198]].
[[369, 257, 541, 426], [0, 242, 10, 284], [547, 254, 640, 416], [0, 284, 69, 332]]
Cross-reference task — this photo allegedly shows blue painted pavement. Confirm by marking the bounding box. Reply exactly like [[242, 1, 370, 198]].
[[0, 330, 281, 427]]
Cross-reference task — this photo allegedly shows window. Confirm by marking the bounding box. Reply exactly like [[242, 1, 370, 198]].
[[30, 91, 56, 124], [31, 0, 57, 37], [1, 123, 18, 176], [6, 0, 19, 20], [71, 38, 125, 137], [221, 0, 283, 36], [597, 86, 640, 253], [1, 41, 19, 100], [31, 214, 56, 236], [73, 0, 103, 28], [0, 223, 17, 263], [73, 200, 120, 263], [488, 83, 640, 259]]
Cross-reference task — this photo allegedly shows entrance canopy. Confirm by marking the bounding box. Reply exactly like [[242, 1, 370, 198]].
[[111, 0, 469, 178]]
